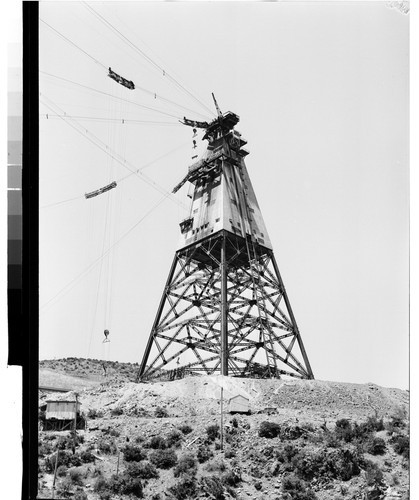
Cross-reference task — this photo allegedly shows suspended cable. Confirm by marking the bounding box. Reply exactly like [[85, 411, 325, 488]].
[[82, 2, 215, 118], [39, 33, 209, 118], [39, 133, 189, 209], [40, 71, 181, 120], [40, 113, 180, 126], [40, 95, 188, 210], [40, 194, 84, 209], [40, 18, 107, 70], [40, 193, 171, 315]]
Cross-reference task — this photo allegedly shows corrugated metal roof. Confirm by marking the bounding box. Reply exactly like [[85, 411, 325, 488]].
[[45, 390, 82, 404]]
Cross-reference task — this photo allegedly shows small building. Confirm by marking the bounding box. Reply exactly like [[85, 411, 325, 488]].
[[228, 394, 250, 414], [40, 392, 84, 431]]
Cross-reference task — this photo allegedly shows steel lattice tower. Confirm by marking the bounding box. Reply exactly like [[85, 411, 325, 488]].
[[137, 107, 314, 381]]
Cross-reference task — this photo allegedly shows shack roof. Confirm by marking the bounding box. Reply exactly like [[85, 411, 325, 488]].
[[45, 390, 81, 404], [228, 394, 249, 402]]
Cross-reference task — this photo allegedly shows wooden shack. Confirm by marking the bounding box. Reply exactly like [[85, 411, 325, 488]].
[[228, 394, 250, 414], [40, 393, 84, 431]]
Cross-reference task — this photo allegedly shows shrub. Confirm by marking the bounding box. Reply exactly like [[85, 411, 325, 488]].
[[69, 468, 84, 486], [92, 466, 103, 477], [38, 441, 53, 457], [200, 475, 225, 500], [280, 444, 299, 462], [283, 425, 305, 440], [335, 419, 354, 443], [147, 435, 167, 450], [120, 477, 143, 497], [289, 446, 362, 483], [56, 477, 73, 498], [206, 424, 220, 441], [166, 430, 183, 448], [364, 460, 384, 487], [123, 444, 147, 462], [254, 480, 262, 490], [204, 459, 227, 473], [389, 407, 407, 429], [44, 451, 82, 472], [79, 450, 95, 463], [366, 437, 387, 456], [197, 445, 213, 463], [259, 421, 281, 439], [149, 448, 178, 469], [392, 435, 409, 459], [154, 406, 169, 418], [93, 477, 108, 493], [178, 424, 193, 435], [102, 427, 120, 437], [249, 463, 264, 478], [173, 453, 198, 477], [125, 461, 159, 480], [96, 474, 144, 498], [221, 469, 241, 487], [167, 475, 197, 500], [87, 408, 103, 419], [365, 415, 385, 432], [73, 489, 88, 500], [224, 448, 235, 459], [111, 407, 124, 416], [282, 474, 318, 500], [57, 465, 67, 477], [56, 435, 70, 450], [97, 437, 117, 455]]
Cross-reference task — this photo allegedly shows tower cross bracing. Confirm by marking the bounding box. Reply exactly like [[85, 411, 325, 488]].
[[137, 107, 314, 381]]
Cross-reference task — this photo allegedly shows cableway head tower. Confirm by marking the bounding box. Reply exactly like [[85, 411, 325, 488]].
[[137, 98, 314, 382]]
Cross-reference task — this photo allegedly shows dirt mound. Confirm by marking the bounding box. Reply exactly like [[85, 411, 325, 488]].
[[72, 375, 408, 426]]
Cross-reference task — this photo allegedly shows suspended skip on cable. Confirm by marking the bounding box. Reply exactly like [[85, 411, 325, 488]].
[[103, 330, 110, 343], [108, 67, 135, 90], [85, 181, 117, 199]]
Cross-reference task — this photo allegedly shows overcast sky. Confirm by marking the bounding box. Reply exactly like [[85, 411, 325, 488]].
[[38, 1, 409, 389]]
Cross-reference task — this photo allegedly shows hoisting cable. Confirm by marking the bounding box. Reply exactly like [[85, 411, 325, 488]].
[[86, 182, 112, 359], [82, 2, 215, 118], [40, 95, 188, 210], [40, 192, 171, 315]]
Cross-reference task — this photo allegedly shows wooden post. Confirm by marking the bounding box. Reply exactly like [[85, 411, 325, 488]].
[[72, 393, 78, 453], [52, 449, 59, 498], [116, 448, 121, 475]]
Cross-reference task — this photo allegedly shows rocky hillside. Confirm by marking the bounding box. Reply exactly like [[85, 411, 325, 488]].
[[38, 358, 409, 500]]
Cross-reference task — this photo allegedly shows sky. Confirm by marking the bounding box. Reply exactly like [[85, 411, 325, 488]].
[[37, 1, 409, 390]]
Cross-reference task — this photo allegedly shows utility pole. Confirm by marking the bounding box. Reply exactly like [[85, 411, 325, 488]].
[[116, 448, 121, 475], [52, 449, 59, 499], [72, 393, 79, 454]]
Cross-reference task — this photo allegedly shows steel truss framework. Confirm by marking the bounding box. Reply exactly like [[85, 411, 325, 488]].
[[137, 231, 314, 381]]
